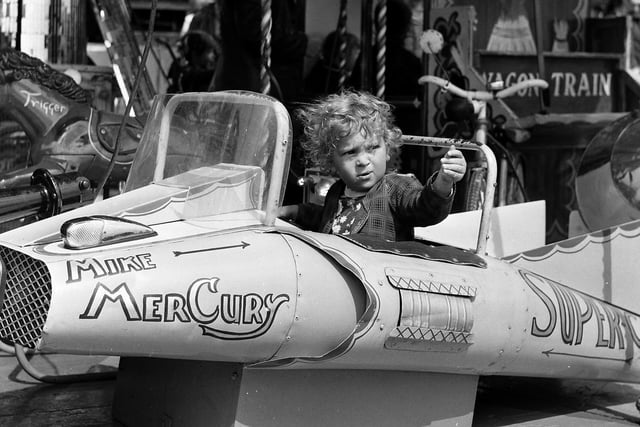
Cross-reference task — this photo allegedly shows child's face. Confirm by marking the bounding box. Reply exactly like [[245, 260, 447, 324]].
[[332, 131, 389, 193]]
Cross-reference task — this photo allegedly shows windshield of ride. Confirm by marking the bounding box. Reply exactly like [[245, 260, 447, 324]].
[[124, 91, 292, 213]]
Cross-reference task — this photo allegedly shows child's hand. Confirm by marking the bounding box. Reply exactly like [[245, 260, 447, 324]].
[[432, 146, 466, 197], [439, 146, 467, 184]]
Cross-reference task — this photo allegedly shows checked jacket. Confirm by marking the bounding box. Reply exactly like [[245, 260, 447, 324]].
[[295, 172, 454, 241]]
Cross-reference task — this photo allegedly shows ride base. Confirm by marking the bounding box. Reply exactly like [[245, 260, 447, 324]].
[[112, 357, 478, 427]]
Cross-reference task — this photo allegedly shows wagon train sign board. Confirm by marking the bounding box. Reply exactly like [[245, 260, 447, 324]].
[[475, 51, 623, 116]]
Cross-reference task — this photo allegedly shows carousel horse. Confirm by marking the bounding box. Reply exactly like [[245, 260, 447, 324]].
[[0, 47, 143, 189]]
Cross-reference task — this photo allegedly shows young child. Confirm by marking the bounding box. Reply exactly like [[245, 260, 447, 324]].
[[279, 91, 466, 241]]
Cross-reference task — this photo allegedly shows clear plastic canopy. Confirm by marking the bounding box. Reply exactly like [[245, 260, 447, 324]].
[[124, 91, 292, 224]]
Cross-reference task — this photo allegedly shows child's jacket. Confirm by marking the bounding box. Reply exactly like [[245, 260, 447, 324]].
[[295, 173, 454, 241]]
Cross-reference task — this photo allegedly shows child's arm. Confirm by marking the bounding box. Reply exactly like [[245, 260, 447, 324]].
[[431, 145, 467, 197], [389, 145, 466, 228]]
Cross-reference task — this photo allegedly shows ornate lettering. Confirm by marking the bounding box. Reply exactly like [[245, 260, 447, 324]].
[[187, 277, 219, 323], [20, 90, 67, 116], [521, 270, 639, 351], [483, 72, 612, 98], [525, 273, 556, 337], [79, 278, 290, 341], [79, 282, 142, 321], [66, 253, 157, 282]]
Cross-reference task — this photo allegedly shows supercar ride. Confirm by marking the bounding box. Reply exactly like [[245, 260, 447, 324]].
[[0, 91, 639, 426]]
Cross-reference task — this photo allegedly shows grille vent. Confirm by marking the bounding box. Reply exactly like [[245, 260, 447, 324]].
[[0, 246, 52, 348]]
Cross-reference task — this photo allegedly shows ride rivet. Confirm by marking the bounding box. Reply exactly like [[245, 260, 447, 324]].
[[99, 128, 106, 134], [78, 178, 90, 190], [379, 324, 384, 331], [286, 336, 291, 341]]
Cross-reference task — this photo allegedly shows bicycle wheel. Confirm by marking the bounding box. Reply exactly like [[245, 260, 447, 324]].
[[463, 167, 486, 211], [0, 122, 30, 173], [505, 152, 526, 205]]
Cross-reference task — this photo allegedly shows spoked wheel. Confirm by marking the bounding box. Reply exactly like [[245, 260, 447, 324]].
[[504, 152, 526, 205], [0, 123, 23, 137], [462, 158, 526, 211], [463, 167, 486, 211], [0, 122, 30, 173]]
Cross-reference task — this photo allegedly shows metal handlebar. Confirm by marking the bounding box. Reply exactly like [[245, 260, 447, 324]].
[[400, 134, 496, 255], [418, 75, 548, 101]]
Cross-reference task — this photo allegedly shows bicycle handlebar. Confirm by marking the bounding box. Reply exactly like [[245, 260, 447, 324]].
[[418, 75, 548, 101]]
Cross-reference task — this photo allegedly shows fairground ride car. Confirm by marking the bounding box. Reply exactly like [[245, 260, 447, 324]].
[[0, 91, 639, 427]]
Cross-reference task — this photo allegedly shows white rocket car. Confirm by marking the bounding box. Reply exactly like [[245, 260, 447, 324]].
[[0, 91, 638, 426]]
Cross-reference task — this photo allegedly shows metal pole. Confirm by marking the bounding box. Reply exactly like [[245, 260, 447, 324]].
[[360, 0, 373, 92], [16, 0, 23, 50], [419, 0, 431, 182], [375, 0, 386, 99], [419, 0, 431, 136], [532, 0, 549, 111], [336, 0, 349, 90], [260, 0, 273, 95]]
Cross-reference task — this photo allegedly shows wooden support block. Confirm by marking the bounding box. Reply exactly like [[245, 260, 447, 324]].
[[112, 357, 479, 427]]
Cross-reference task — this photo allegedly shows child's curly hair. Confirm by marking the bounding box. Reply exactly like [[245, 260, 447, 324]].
[[297, 91, 401, 172]]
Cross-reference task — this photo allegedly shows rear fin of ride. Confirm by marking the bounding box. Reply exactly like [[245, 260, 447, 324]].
[[503, 218, 640, 314]]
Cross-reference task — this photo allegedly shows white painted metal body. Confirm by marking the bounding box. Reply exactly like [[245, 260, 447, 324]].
[[0, 91, 639, 426]]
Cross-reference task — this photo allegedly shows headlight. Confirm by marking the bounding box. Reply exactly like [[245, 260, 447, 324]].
[[61, 215, 156, 249]]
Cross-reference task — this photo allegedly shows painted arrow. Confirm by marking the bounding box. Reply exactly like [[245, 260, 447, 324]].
[[542, 348, 633, 364], [173, 241, 250, 257]]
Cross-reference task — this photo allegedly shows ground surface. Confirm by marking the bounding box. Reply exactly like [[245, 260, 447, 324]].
[[0, 350, 119, 426], [1, 349, 640, 426], [474, 376, 640, 426]]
